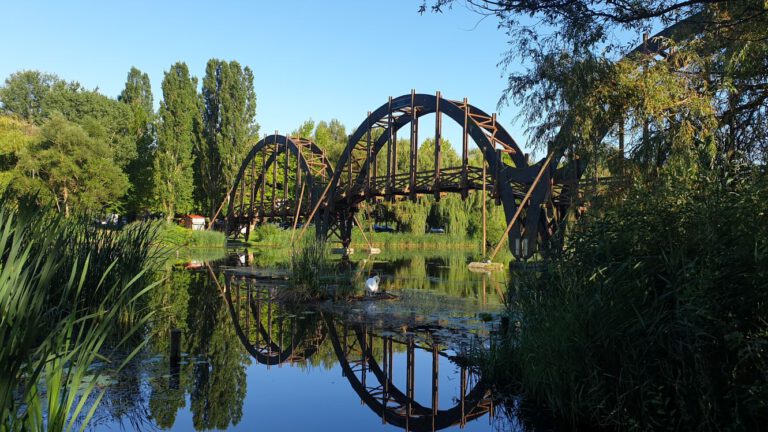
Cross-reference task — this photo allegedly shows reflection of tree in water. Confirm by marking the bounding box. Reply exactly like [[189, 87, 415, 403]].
[[369, 253, 506, 305], [146, 267, 190, 428], [147, 267, 250, 430]]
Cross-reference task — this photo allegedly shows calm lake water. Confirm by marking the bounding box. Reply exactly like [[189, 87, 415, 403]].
[[87, 249, 522, 431]]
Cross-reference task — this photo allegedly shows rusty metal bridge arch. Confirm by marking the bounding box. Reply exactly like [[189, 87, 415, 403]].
[[225, 92, 584, 260]]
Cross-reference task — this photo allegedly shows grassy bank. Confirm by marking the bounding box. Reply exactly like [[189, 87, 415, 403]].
[[146, 221, 226, 248], [1, 205, 161, 430], [482, 174, 768, 431], [238, 223, 512, 261]]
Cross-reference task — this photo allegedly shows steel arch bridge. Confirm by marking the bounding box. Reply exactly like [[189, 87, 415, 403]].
[[226, 91, 583, 260]]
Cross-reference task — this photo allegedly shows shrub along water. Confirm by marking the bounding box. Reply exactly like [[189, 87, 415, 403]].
[[0, 203, 162, 430], [484, 172, 768, 431]]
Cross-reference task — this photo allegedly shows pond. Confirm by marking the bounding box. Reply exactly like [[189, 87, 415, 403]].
[[87, 249, 522, 431]]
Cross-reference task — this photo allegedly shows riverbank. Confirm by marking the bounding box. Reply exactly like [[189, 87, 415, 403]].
[[231, 224, 514, 261], [123, 221, 227, 249]]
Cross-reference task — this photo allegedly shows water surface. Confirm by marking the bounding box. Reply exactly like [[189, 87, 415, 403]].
[[89, 249, 518, 431]]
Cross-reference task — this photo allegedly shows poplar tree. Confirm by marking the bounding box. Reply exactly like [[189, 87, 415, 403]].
[[119, 67, 155, 213], [198, 59, 258, 217], [155, 62, 198, 220]]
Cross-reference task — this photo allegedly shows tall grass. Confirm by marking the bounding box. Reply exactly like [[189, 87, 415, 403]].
[[482, 173, 768, 431], [246, 223, 488, 252], [146, 221, 226, 249], [0, 204, 162, 430], [284, 239, 354, 302]]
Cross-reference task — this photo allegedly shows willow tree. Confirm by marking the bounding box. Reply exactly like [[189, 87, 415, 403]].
[[423, 0, 768, 166]]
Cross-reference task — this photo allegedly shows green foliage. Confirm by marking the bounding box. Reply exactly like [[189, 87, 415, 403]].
[[484, 173, 768, 430], [0, 70, 65, 123], [286, 240, 353, 302], [14, 113, 129, 214], [248, 223, 284, 243], [428, 195, 470, 236], [152, 222, 226, 248], [312, 119, 347, 163], [0, 116, 37, 195], [0, 203, 161, 430], [198, 59, 258, 216], [0, 69, 151, 213], [146, 268, 249, 429], [120, 67, 156, 214], [417, 137, 461, 171], [45, 84, 137, 169], [390, 198, 429, 233], [155, 63, 198, 219]]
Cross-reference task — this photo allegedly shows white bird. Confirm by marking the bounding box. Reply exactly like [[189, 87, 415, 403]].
[[365, 275, 380, 296]]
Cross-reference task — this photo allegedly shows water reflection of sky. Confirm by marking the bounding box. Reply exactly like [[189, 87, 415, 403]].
[[140, 352, 501, 431], [89, 250, 516, 432]]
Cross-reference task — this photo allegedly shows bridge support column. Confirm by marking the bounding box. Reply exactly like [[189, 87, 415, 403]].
[[338, 209, 356, 251]]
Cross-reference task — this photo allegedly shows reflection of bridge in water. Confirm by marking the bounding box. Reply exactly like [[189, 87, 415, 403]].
[[224, 275, 495, 431]]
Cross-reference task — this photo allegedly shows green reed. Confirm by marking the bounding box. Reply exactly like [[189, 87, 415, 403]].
[[0, 204, 162, 431], [285, 239, 354, 302]]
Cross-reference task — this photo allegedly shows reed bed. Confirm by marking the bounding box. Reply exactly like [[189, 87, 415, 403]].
[[0, 204, 162, 430]]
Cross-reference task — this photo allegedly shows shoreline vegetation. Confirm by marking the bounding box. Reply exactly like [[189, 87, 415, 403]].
[[0, 203, 162, 430], [479, 173, 768, 431], [228, 224, 514, 261], [152, 221, 226, 248]]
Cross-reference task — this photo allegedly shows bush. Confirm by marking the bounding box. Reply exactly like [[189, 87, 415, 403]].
[[486, 173, 768, 431]]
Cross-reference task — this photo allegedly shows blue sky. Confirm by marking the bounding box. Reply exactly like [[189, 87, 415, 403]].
[[1, 1, 535, 154]]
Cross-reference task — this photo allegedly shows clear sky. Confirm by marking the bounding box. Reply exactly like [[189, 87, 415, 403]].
[[1, 0, 535, 154]]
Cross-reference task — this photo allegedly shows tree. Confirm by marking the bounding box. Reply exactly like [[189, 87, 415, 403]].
[[0, 70, 138, 170], [155, 62, 198, 219], [119, 67, 156, 213], [0, 71, 65, 123], [45, 85, 137, 168], [0, 116, 37, 196], [313, 119, 347, 163], [15, 113, 128, 215], [423, 1, 768, 164], [198, 60, 258, 217], [416, 137, 460, 172], [293, 119, 315, 139]]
